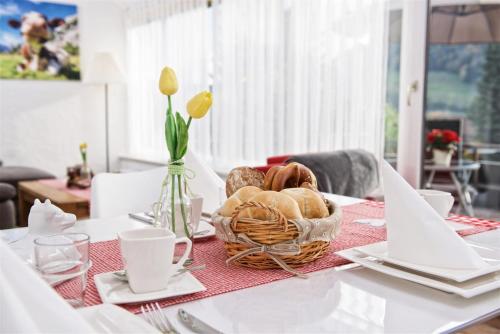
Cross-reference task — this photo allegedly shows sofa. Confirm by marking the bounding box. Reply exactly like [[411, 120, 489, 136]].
[[0, 183, 16, 229], [0, 166, 55, 229], [254, 150, 380, 199]]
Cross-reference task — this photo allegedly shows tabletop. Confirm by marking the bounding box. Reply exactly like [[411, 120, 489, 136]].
[[17, 180, 90, 226], [3, 193, 499, 334], [18, 180, 89, 204], [424, 160, 481, 172]]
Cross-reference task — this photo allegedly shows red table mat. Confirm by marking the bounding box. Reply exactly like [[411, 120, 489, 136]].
[[58, 202, 499, 313], [38, 179, 91, 201]]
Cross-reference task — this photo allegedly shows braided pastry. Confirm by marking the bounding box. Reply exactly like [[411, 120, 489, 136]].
[[263, 165, 284, 190], [264, 162, 317, 192]]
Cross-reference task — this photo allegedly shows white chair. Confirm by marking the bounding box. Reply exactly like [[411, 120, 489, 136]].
[[0, 240, 94, 333], [90, 167, 166, 219], [90, 150, 225, 219]]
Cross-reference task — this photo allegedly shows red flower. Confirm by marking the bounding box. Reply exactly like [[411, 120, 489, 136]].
[[442, 129, 460, 143], [427, 129, 442, 144], [427, 129, 460, 145]]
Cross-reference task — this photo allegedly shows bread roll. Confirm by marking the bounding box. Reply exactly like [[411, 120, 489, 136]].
[[281, 188, 329, 218], [226, 167, 265, 197], [240, 191, 303, 220], [219, 186, 263, 217]]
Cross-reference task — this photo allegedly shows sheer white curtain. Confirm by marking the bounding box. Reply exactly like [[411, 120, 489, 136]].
[[212, 0, 387, 170], [125, 0, 388, 170], [211, 0, 286, 170], [125, 0, 212, 162]]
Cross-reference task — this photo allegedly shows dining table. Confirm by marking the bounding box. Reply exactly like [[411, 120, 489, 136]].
[[2, 193, 499, 334]]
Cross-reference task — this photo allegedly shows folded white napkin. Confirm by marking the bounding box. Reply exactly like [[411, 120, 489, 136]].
[[185, 149, 225, 213], [382, 160, 487, 270]]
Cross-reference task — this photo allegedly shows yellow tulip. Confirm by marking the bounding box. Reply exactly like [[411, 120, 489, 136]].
[[186, 91, 212, 119], [158, 67, 178, 96], [79, 143, 87, 150]]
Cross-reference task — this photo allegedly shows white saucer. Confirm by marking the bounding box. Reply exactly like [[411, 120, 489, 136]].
[[94, 271, 206, 304], [349, 241, 500, 282], [336, 248, 500, 298], [78, 304, 160, 333]]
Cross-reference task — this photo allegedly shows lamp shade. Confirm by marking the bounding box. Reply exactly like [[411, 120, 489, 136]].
[[85, 52, 125, 84]]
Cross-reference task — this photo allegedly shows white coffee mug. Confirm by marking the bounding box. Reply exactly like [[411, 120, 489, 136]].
[[417, 189, 454, 218], [190, 194, 204, 234], [118, 228, 192, 293]]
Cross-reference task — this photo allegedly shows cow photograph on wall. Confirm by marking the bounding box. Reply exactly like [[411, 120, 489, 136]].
[[0, 0, 79, 80]]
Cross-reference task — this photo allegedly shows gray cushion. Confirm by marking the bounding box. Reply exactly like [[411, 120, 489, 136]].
[[0, 183, 16, 202], [0, 166, 55, 187]]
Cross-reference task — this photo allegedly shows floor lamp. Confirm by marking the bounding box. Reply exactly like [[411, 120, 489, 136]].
[[85, 53, 125, 172]]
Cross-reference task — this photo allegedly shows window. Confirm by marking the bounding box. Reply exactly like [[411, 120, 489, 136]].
[[125, 0, 389, 171], [425, 4, 500, 217]]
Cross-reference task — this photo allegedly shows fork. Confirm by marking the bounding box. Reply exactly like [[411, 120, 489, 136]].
[[141, 302, 179, 334]]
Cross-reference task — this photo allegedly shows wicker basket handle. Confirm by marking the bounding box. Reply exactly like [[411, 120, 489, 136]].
[[230, 201, 289, 232]]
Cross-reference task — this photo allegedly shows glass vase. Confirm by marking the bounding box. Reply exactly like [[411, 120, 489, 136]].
[[153, 160, 194, 262], [80, 162, 92, 180]]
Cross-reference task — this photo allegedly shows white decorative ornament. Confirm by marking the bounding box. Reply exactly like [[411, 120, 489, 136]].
[[9, 199, 77, 262], [28, 199, 76, 235]]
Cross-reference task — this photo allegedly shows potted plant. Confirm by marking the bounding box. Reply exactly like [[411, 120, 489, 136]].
[[426, 129, 460, 166], [154, 66, 212, 246]]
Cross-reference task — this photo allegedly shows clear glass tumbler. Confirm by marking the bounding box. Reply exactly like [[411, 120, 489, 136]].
[[34, 233, 90, 307]]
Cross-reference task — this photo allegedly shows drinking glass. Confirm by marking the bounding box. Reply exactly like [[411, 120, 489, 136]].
[[34, 233, 90, 307]]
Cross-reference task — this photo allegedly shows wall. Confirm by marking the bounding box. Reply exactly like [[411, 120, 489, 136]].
[[0, 0, 126, 177]]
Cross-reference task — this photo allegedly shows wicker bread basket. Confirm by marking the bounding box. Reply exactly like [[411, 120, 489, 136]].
[[212, 199, 342, 277]]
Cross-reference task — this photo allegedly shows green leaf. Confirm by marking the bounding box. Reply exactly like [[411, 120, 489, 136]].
[[165, 109, 177, 160], [175, 112, 189, 159]]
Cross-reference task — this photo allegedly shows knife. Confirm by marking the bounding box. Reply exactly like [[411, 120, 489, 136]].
[[178, 309, 223, 334], [128, 213, 154, 225], [201, 212, 213, 219]]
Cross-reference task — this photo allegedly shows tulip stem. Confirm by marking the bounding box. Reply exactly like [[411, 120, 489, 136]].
[[168, 95, 173, 114], [186, 116, 192, 130]]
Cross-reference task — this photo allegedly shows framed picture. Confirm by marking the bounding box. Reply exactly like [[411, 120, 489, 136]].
[[0, 0, 79, 81]]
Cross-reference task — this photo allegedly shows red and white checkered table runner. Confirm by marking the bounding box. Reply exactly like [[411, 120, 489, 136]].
[[57, 201, 499, 313]]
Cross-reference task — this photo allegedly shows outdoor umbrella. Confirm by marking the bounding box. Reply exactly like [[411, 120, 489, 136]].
[[430, 4, 500, 44]]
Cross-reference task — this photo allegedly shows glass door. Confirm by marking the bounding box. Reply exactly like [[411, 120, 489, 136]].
[[383, 9, 402, 168], [383, 0, 430, 187], [424, 1, 500, 218]]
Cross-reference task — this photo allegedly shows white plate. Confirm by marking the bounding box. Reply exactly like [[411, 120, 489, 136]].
[[351, 219, 475, 231], [26, 259, 93, 287], [352, 241, 500, 282], [445, 219, 474, 231], [336, 248, 500, 298], [94, 271, 206, 304], [78, 304, 160, 333]]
